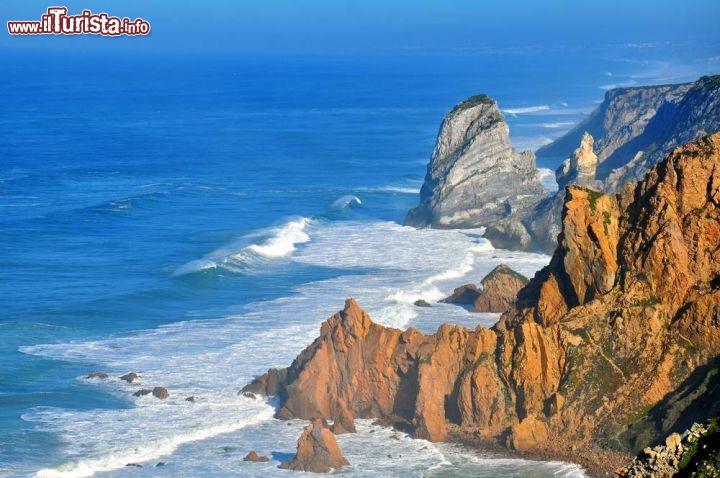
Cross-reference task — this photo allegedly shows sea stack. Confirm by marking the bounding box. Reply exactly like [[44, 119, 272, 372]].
[[405, 95, 547, 229], [279, 419, 349, 473]]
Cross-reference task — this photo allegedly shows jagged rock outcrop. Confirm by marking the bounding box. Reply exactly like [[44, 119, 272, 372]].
[[556, 132, 601, 190], [120, 373, 140, 383], [243, 297, 502, 442], [279, 419, 349, 473], [441, 265, 528, 313], [405, 95, 547, 230], [246, 134, 720, 472], [472, 264, 529, 313], [330, 400, 356, 434]]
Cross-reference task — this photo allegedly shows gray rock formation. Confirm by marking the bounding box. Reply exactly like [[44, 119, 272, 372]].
[[407, 76, 719, 254], [494, 75, 720, 252], [405, 95, 547, 229], [538, 75, 720, 192]]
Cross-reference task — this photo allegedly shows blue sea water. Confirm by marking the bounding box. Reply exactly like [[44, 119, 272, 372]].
[[1, 43, 718, 477]]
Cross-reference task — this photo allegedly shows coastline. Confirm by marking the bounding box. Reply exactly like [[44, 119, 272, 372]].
[[243, 134, 720, 478], [446, 427, 631, 477]]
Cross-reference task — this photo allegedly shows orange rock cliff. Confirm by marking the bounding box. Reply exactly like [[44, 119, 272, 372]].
[[242, 134, 720, 468]]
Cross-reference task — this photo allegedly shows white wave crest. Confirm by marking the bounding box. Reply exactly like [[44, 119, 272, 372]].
[[245, 217, 311, 258], [174, 217, 312, 275], [34, 405, 274, 478], [331, 194, 362, 209]]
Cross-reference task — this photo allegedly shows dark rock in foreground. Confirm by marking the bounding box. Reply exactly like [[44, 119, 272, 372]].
[[86, 372, 109, 379], [152, 387, 169, 399], [120, 373, 140, 383], [279, 419, 349, 473], [413, 299, 432, 308], [615, 421, 719, 477]]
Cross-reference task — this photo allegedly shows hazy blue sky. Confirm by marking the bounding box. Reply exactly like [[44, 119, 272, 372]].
[[2, 0, 720, 53]]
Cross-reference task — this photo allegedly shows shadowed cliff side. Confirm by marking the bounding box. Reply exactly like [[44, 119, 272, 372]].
[[244, 134, 720, 472]]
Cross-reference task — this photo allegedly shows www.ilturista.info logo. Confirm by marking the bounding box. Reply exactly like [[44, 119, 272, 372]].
[[7, 7, 150, 36]]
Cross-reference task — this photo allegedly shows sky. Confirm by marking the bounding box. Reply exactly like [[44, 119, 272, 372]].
[[1, 0, 720, 54]]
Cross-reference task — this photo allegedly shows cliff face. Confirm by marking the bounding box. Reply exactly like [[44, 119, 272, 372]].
[[495, 75, 720, 253], [602, 75, 720, 192], [537, 83, 692, 167], [405, 95, 547, 231], [245, 134, 720, 469], [538, 75, 720, 192]]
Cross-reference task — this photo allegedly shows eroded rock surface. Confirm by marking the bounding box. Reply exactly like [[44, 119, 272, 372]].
[[472, 264, 528, 313], [247, 134, 720, 471], [405, 95, 546, 229], [279, 419, 349, 473]]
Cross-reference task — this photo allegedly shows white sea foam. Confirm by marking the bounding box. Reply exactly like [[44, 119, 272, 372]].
[[502, 105, 551, 115], [539, 167, 559, 192], [22, 219, 570, 477], [540, 121, 576, 129], [377, 186, 421, 194]]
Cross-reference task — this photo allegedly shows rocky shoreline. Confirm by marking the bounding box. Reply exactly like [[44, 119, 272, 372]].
[[445, 427, 631, 478], [243, 134, 720, 475]]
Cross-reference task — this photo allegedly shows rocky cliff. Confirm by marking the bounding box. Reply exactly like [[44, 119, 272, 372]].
[[245, 134, 720, 474], [494, 75, 720, 253], [405, 95, 547, 231], [538, 75, 720, 192]]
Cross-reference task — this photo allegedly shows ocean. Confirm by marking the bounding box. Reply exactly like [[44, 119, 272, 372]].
[[1, 42, 718, 477]]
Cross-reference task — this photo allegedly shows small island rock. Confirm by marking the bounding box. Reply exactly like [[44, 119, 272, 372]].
[[279, 419, 349, 473]]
